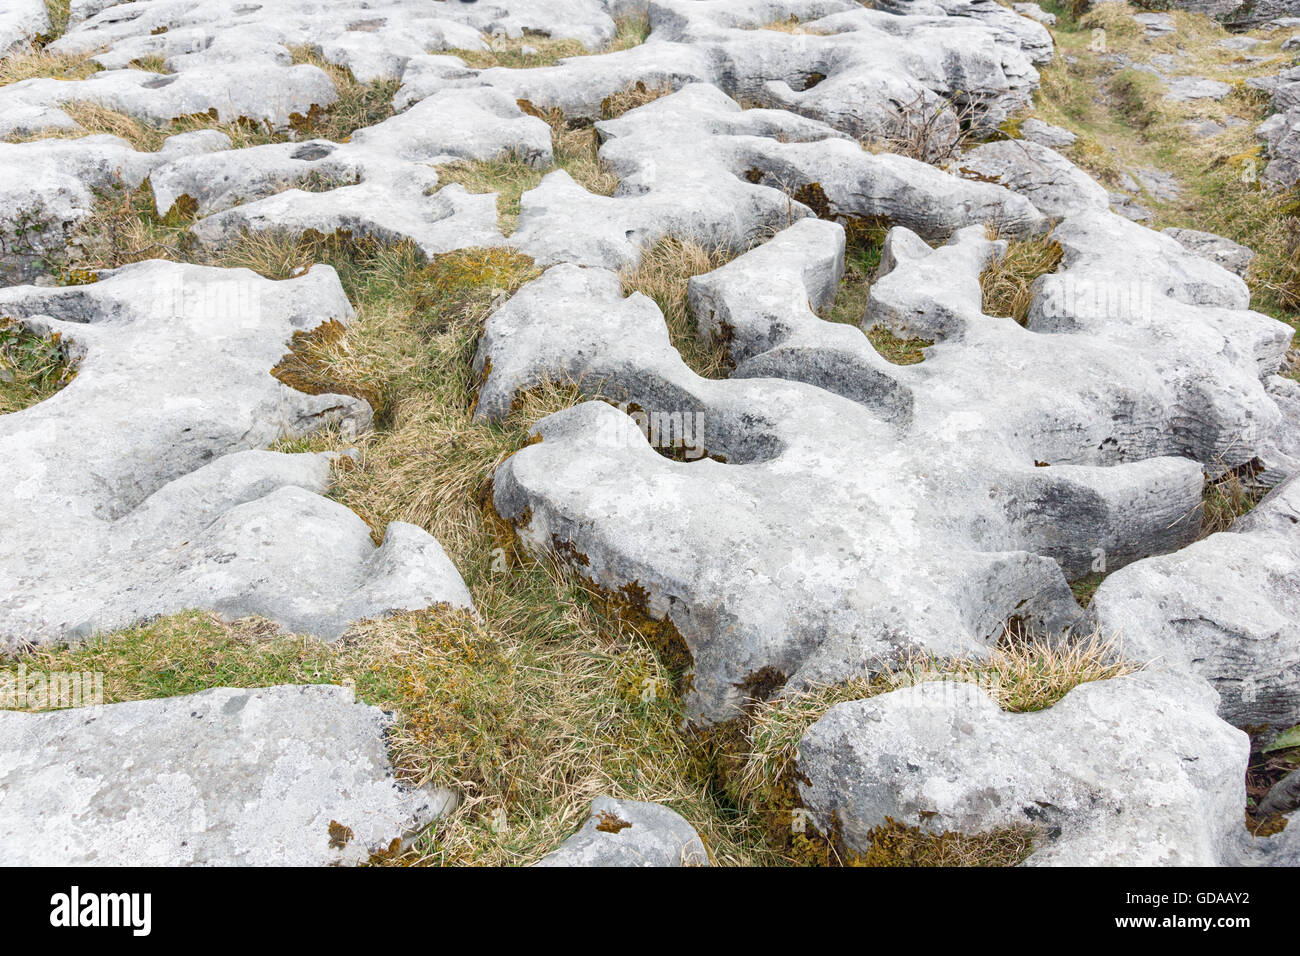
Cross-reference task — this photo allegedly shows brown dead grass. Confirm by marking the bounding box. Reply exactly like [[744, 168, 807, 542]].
[[620, 237, 735, 379], [601, 80, 675, 120], [981, 232, 1064, 324], [0, 47, 98, 87]]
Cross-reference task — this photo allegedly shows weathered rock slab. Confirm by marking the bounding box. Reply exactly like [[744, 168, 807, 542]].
[[1091, 476, 1300, 738], [796, 672, 1249, 865], [0, 684, 455, 866]]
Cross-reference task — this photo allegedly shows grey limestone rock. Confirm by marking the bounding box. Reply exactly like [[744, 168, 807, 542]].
[[0, 0, 49, 56], [1161, 226, 1256, 277], [0, 260, 474, 645], [1091, 476, 1300, 737], [796, 671, 1250, 865], [0, 684, 456, 866]]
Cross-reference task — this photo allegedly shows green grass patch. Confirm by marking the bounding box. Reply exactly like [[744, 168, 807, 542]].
[[0, 318, 74, 414]]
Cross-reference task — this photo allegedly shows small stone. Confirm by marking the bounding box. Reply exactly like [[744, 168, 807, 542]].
[[1013, 2, 1056, 26], [1019, 117, 1077, 149], [1134, 12, 1176, 36], [534, 797, 710, 867]]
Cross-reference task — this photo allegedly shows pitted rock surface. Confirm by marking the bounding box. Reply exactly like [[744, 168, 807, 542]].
[[0, 684, 456, 865], [0, 260, 473, 645], [2, 0, 626, 138], [150, 87, 551, 255], [479, 194, 1294, 722], [0, 0, 49, 57], [397, 0, 1049, 140]]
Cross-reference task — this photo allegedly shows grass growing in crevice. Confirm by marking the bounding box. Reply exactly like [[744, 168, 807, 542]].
[[7, 48, 398, 149], [821, 226, 883, 327], [513, 100, 620, 196], [620, 237, 736, 379], [715, 631, 1133, 865], [449, 12, 651, 70], [980, 233, 1064, 324], [1199, 459, 1265, 536], [41, 0, 70, 42], [9, 100, 296, 150], [433, 153, 546, 235], [0, 318, 75, 414], [819, 223, 932, 364], [1069, 571, 1108, 608], [433, 105, 620, 234], [600, 80, 675, 120], [287, 47, 400, 141], [0, 48, 99, 86]]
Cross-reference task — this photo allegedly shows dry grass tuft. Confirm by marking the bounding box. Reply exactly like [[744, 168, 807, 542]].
[[434, 100, 622, 234], [620, 237, 735, 378], [512, 101, 620, 196], [9, 48, 396, 150], [1199, 460, 1264, 536], [288, 47, 399, 141], [434, 153, 546, 235], [759, 16, 816, 35], [600, 80, 674, 120], [0, 47, 98, 87], [980, 233, 1064, 324]]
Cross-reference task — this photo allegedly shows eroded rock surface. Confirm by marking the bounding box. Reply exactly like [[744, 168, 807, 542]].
[[0, 260, 473, 645], [0, 684, 455, 865], [398, 0, 1050, 141], [151, 87, 550, 255], [479, 190, 1294, 722], [2, 0, 625, 139], [796, 672, 1250, 866], [4, 0, 1298, 870], [0, 0, 49, 57], [1091, 476, 1300, 738]]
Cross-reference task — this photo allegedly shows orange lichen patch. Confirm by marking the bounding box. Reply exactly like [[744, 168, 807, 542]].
[[270, 317, 381, 413], [604, 580, 694, 679], [595, 810, 633, 833], [327, 820, 354, 849], [288, 103, 328, 134]]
